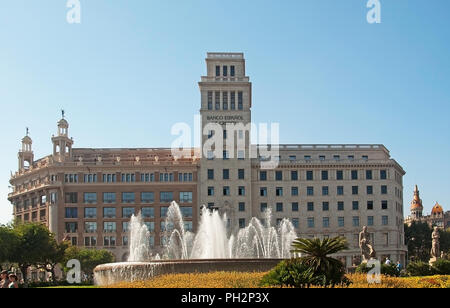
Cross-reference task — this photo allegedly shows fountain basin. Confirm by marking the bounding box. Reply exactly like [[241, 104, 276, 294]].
[[94, 259, 283, 286]]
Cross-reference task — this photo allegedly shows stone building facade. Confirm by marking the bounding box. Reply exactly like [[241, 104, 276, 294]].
[[8, 52, 407, 267]]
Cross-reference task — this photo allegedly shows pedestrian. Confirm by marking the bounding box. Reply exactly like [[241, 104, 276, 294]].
[[8, 274, 18, 289], [385, 257, 391, 265], [396, 261, 402, 273], [0, 271, 10, 288]]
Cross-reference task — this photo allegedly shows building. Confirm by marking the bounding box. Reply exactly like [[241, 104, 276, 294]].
[[8, 52, 407, 267], [405, 185, 450, 229]]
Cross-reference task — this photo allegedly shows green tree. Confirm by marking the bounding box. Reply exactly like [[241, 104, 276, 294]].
[[0, 224, 19, 267], [404, 222, 432, 262], [37, 239, 70, 282], [61, 246, 114, 281], [290, 237, 349, 286]]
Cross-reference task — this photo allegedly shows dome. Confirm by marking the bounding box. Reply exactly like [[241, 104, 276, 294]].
[[58, 118, 69, 128], [21, 135, 32, 144], [431, 202, 443, 215]]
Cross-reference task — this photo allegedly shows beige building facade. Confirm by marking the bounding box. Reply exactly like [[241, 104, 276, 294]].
[[8, 52, 407, 267]]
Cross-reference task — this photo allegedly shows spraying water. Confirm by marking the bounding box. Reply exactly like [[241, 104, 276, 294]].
[[129, 201, 298, 261]]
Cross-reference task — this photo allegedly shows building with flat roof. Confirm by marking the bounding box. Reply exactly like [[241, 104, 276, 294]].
[[8, 52, 407, 267]]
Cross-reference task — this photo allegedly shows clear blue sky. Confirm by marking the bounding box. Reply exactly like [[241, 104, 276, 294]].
[[0, 0, 449, 224]]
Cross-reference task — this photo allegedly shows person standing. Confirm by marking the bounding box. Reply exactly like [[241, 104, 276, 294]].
[[8, 274, 18, 289], [0, 271, 10, 288]]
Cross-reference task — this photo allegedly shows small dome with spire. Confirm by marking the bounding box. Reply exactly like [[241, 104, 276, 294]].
[[410, 185, 423, 211], [431, 202, 444, 215]]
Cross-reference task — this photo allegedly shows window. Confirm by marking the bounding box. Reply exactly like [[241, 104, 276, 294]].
[[353, 216, 360, 227], [104, 236, 116, 247], [380, 170, 387, 180], [322, 171, 328, 180], [142, 207, 154, 218], [145, 222, 155, 232], [368, 216, 374, 226], [141, 173, 155, 182], [352, 201, 359, 211], [84, 236, 97, 247], [179, 192, 193, 203], [65, 208, 78, 219], [85, 222, 97, 233], [351, 170, 358, 180], [307, 218, 315, 228], [239, 219, 246, 229], [307, 187, 314, 196], [122, 192, 135, 204], [84, 174, 97, 183], [260, 187, 267, 197], [319, 155, 326, 161], [122, 236, 129, 246], [276, 187, 283, 197], [338, 217, 345, 227], [180, 207, 193, 218], [160, 192, 174, 203], [230, 65, 235, 77], [208, 169, 214, 180], [207, 91, 213, 110], [291, 170, 298, 180], [223, 186, 230, 196], [223, 92, 228, 110], [260, 171, 267, 181], [291, 187, 298, 196], [184, 222, 193, 232], [160, 207, 169, 218], [103, 207, 116, 218], [122, 207, 135, 218], [336, 170, 344, 180], [304, 155, 311, 161], [238, 186, 246, 196], [348, 155, 355, 161], [334, 155, 341, 161], [260, 203, 268, 212], [367, 201, 374, 210], [121, 173, 136, 183], [84, 208, 96, 219], [292, 218, 299, 229], [306, 171, 313, 181], [366, 170, 373, 180], [141, 192, 154, 203], [238, 169, 245, 180], [367, 186, 373, 195], [292, 202, 299, 212], [307, 202, 314, 212], [103, 173, 117, 183], [382, 201, 388, 210], [276, 203, 283, 212], [83, 193, 97, 204], [322, 186, 329, 196], [65, 222, 78, 233], [159, 173, 174, 182], [238, 202, 245, 212], [238, 92, 243, 110], [352, 186, 359, 195], [337, 186, 344, 196], [65, 174, 78, 183], [103, 192, 116, 204], [382, 216, 389, 226], [215, 66, 220, 76], [381, 185, 388, 195], [322, 202, 329, 211], [223, 66, 228, 77], [215, 92, 220, 110], [275, 171, 283, 181], [323, 217, 330, 228], [230, 92, 236, 110], [223, 151, 229, 160], [223, 169, 230, 180], [208, 187, 215, 196], [65, 192, 78, 204]]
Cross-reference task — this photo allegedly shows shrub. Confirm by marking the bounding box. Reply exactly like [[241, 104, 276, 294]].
[[431, 259, 450, 275], [406, 261, 433, 277]]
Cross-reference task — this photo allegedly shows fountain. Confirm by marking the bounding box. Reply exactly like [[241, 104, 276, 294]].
[[94, 202, 298, 286]]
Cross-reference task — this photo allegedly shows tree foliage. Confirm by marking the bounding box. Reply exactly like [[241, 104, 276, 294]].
[[61, 246, 115, 278]]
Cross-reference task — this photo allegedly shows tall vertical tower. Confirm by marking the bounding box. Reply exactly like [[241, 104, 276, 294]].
[[18, 128, 34, 171], [51, 112, 73, 162], [198, 52, 253, 231], [410, 185, 424, 219]]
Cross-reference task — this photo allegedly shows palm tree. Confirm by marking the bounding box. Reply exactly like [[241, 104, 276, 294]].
[[290, 237, 349, 285]]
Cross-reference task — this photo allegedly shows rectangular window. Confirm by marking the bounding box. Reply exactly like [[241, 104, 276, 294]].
[[65, 208, 78, 219], [223, 65, 228, 77], [103, 207, 116, 218], [215, 91, 220, 110], [337, 186, 344, 196], [307, 202, 314, 212], [223, 186, 230, 196], [292, 202, 299, 212], [216, 66, 220, 76], [323, 217, 330, 228], [322, 171, 328, 180], [338, 217, 345, 227], [352, 186, 359, 195], [122, 207, 135, 218], [103, 192, 116, 204], [208, 169, 214, 180], [238, 92, 243, 110], [382, 201, 388, 210], [180, 207, 193, 218], [84, 208, 97, 219], [336, 170, 344, 180], [103, 173, 117, 183], [292, 218, 299, 229], [208, 187, 215, 196], [121, 173, 136, 183], [322, 186, 329, 196], [275, 171, 283, 181], [223, 91, 228, 110], [291, 170, 298, 180], [276, 187, 283, 197], [367, 186, 373, 195], [382, 216, 389, 226], [238, 169, 245, 180], [353, 216, 360, 227], [380, 170, 387, 180], [366, 170, 373, 180], [307, 218, 315, 228], [381, 185, 388, 194], [141, 173, 155, 182], [160, 192, 174, 203], [307, 187, 314, 196], [65, 222, 78, 233], [260, 203, 268, 212], [122, 192, 135, 203], [368, 216, 374, 226], [160, 207, 169, 218], [207, 91, 213, 110], [84, 174, 97, 183], [239, 218, 246, 229], [65, 193, 78, 204], [83, 193, 97, 204], [230, 92, 236, 110], [291, 187, 298, 196], [230, 65, 235, 77], [306, 171, 313, 181], [179, 192, 193, 203], [238, 202, 245, 212], [276, 203, 283, 212], [260, 171, 267, 181], [238, 186, 245, 196], [322, 202, 329, 211], [351, 170, 358, 180], [260, 187, 267, 197], [223, 169, 230, 180], [352, 201, 359, 211], [142, 207, 154, 218], [141, 192, 154, 203], [367, 201, 374, 210]]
